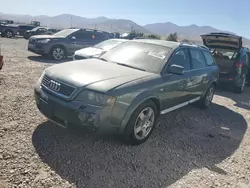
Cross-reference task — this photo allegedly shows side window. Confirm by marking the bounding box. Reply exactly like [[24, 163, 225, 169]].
[[95, 32, 108, 40], [72, 31, 92, 40], [189, 49, 206, 69], [168, 48, 191, 71], [203, 51, 216, 66]]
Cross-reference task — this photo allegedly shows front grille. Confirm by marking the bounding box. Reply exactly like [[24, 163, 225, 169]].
[[74, 55, 87, 60], [41, 75, 76, 98]]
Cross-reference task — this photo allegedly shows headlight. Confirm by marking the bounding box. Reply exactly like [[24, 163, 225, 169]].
[[92, 54, 101, 58], [37, 39, 51, 44], [38, 70, 46, 83], [76, 90, 116, 106]]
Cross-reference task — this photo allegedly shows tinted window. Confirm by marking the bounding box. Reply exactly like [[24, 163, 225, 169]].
[[203, 51, 215, 66], [73, 31, 95, 40], [190, 49, 206, 69], [94, 32, 108, 40], [168, 48, 191, 71], [101, 41, 171, 73]]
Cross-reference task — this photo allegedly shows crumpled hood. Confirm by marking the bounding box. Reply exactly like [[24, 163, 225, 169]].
[[45, 59, 153, 92], [74, 47, 104, 58]]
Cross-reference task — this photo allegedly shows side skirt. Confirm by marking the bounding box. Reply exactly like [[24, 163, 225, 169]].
[[160, 97, 201, 115]]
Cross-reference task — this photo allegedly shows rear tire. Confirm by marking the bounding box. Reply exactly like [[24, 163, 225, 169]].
[[246, 73, 250, 86], [199, 84, 215, 109], [5, 30, 14, 38], [123, 100, 158, 145], [234, 73, 246, 93]]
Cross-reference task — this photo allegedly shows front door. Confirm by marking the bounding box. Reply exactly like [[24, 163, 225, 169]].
[[160, 48, 193, 111]]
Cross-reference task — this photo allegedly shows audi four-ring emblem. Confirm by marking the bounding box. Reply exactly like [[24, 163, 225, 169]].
[[48, 80, 61, 91]]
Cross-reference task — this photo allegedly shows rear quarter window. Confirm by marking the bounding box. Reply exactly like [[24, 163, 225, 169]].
[[202, 50, 216, 66]]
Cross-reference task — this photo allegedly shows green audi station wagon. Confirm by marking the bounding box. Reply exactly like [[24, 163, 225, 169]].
[[34, 39, 219, 145]]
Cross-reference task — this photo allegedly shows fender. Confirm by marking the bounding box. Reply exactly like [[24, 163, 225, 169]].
[[118, 90, 160, 134]]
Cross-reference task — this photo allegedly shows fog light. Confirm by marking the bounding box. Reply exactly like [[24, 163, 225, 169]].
[[78, 112, 87, 123]]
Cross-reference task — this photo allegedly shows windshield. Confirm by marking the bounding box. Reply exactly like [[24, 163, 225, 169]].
[[31, 27, 41, 31], [53, 29, 78, 37], [100, 41, 171, 73], [94, 40, 125, 51]]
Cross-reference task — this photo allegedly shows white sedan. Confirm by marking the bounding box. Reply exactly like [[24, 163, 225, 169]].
[[73, 39, 128, 60]]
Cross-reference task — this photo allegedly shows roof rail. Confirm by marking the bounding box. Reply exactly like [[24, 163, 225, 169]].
[[199, 45, 210, 50], [179, 42, 197, 47], [80, 28, 108, 33]]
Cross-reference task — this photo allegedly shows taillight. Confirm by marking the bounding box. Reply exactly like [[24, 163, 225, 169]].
[[235, 60, 243, 68]]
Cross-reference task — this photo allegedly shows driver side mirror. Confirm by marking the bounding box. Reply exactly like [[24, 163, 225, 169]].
[[169, 64, 184, 75], [71, 36, 76, 40]]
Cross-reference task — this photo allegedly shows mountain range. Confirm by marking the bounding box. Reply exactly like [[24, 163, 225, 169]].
[[1, 12, 250, 46]]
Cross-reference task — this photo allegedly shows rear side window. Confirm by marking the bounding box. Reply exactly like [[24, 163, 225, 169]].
[[73, 31, 93, 40], [189, 49, 206, 69], [203, 51, 216, 66], [95, 32, 108, 40]]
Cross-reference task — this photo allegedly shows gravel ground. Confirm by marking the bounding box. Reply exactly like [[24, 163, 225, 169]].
[[0, 38, 250, 188]]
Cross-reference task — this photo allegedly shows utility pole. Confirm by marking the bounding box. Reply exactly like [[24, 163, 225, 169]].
[[70, 16, 72, 28]]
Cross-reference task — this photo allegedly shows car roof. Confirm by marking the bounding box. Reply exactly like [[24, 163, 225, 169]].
[[109, 39, 129, 42], [132, 39, 209, 50], [133, 39, 181, 48]]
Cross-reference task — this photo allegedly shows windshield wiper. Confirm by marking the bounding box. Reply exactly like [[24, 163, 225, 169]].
[[116, 63, 146, 71]]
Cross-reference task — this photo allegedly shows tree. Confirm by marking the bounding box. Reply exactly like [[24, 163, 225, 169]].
[[166, 32, 178, 42], [181, 39, 190, 42], [147, 34, 161, 39]]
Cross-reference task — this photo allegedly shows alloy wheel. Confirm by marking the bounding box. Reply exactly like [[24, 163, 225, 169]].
[[241, 74, 246, 92], [52, 48, 65, 61], [134, 107, 155, 140], [205, 86, 214, 106]]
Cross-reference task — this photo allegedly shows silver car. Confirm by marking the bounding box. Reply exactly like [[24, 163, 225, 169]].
[[73, 39, 128, 60]]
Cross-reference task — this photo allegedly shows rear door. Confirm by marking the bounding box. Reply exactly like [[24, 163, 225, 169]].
[[67, 31, 94, 54], [187, 48, 208, 98]]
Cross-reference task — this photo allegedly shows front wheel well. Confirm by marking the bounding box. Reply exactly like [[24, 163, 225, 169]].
[[146, 97, 161, 117]]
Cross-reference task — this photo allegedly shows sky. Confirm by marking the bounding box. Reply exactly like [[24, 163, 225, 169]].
[[1, 0, 250, 38]]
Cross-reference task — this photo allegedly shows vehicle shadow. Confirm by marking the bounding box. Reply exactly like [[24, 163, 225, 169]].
[[215, 86, 250, 111], [28, 55, 72, 64], [32, 103, 247, 188]]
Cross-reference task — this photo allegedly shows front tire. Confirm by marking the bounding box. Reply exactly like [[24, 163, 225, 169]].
[[199, 84, 215, 109], [123, 100, 158, 145], [50, 46, 66, 61], [234, 73, 246, 93]]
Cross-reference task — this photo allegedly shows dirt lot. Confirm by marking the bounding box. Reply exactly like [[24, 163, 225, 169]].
[[0, 38, 250, 188]]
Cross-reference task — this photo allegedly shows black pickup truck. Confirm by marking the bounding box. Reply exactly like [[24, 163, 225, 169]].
[[0, 24, 36, 38]]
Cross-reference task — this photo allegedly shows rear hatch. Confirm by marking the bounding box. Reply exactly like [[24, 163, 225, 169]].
[[201, 33, 242, 74]]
